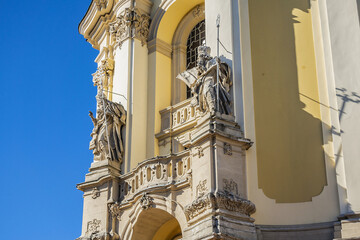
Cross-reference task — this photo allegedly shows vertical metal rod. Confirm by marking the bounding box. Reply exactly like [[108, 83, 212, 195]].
[[216, 15, 220, 113]]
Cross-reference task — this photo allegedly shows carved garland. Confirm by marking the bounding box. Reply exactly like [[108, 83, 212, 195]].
[[184, 192, 256, 220], [109, 8, 150, 49]]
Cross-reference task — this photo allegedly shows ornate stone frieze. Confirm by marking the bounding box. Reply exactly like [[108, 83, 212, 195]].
[[92, 59, 114, 91], [86, 219, 101, 235], [140, 193, 153, 210], [109, 8, 150, 48], [196, 179, 208, 198], [185, 191, 256, 221], [91, 187, 101, 199], [184, 193, 216, 220], [223, 142, 232, 156], [223, 178, 238, 196], [89, 93, 126, 162], [215, 191, 256, 216]]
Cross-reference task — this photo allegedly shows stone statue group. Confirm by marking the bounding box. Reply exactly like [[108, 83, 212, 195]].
[[89, 45, 232, 162]]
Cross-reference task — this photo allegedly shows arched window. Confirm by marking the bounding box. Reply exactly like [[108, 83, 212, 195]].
[[186, 20, 205, 98], [186, 20, 206, 70]]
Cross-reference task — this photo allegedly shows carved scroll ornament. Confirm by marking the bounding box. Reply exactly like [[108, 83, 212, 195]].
[[109, 8, 150, 48]]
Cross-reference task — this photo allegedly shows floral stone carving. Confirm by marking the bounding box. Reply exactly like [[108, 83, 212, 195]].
[[196, 179, 208, 197], [223, 178, 238, 196], [184, 193, 216, 220], [140, 193, 153, 210], [91, 187, 100, 199], [109, 8, 150, 49], [86, 219, 101, 235]]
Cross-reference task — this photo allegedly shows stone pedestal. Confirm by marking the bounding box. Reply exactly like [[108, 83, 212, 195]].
[[179, 113, 257, 240], [334, 213, 360, 240], [76, 160, 121, 240]]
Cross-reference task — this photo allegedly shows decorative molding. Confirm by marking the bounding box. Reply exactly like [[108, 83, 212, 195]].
[[216, 192, 256, 216], [223, 178, 238, 196], [196, 179, 208, 198], [184, 193, 215, 220], [92, 58, 114, 93], [185, 192, 256, 221], [91, 187, 101, 199], [140, 193, 153, 210], [109, 8, 150, 49], [95, 0, 107, 10], [108, 202, 121, 220], [223, 142, 232, 156], [192, 4, 204, 18], [193, 146, 204, 158], [147, 38, 172, 57], [86, 219, 101, 235]]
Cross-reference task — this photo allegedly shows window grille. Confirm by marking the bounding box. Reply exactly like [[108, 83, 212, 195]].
[[186, 20, 206, 98]]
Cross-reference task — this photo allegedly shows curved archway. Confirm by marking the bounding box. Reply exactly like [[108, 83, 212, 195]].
[[146, 0, 205, 157], [132, 208, 182, 240]]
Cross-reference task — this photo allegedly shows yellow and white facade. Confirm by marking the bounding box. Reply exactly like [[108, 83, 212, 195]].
[[77, 0, 360, 239]]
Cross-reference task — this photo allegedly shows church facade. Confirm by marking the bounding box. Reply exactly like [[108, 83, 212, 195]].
[[77, 0, 360, 239]]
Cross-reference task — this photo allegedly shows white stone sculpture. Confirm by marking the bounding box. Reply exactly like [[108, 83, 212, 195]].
[[177, 45, 232, 115], [89, 93, 126, 162]]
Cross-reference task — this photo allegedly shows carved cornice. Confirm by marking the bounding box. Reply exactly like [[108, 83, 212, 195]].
[[109, 8, 150, 49], [184, 192, 256, 221], [184, 193, 216, 220]]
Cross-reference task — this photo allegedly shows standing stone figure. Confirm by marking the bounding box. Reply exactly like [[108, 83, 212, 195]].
[[177, 45, 232, 115], [89, 93, 126, 162]]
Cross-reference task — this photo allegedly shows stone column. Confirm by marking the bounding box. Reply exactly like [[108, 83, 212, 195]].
[[109, 0, 152, 172]]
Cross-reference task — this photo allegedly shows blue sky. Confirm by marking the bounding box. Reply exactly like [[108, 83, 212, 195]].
[[0, 1, 98, 239]]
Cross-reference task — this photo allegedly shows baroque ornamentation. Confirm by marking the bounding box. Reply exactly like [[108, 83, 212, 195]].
[[184, 193, 215, 220], [177, 45, 232, 115], [140, 193, 153, 210], [108, 202, 121, 220], [89, 93, 126, 162], [223, 142, 232, 156], [109, 8, 150, 48], [223, 178, 238, 196], [91, 187, 100, 199], [193, 146, 204, 158], [184, 192, 256, 221], [192, 4, 204, 18], [86, 219, 101, 235], [92, 59, 114, 92], [196, 179, 208, 197], [215, 191, 256, 216], [95, 0, 107, 11]]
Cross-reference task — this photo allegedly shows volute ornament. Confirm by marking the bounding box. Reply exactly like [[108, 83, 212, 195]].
[[110, 8, 150, 49]]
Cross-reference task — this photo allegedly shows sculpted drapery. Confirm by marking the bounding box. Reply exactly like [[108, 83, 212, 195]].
[[89, 94, 126, 162], [177, 45, 232, 115]]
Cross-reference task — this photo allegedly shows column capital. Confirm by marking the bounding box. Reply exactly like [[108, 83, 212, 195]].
[[109, 8, 150, 49]]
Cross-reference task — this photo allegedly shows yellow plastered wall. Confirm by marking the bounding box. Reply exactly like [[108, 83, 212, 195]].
[[248, 0, 327, 203], [147, 0, 204, 157]]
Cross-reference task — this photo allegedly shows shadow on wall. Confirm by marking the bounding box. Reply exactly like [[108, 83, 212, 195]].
[[249, 0, 329, 203]]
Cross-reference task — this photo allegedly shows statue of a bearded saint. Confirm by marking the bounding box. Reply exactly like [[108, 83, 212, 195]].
[[89, 93, 126, 162], [177, 45, 232, 116]]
